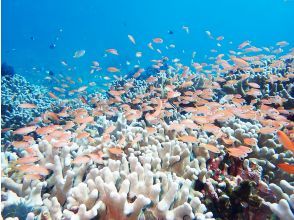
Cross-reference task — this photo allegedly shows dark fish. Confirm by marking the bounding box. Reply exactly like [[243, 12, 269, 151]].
[[49, 43, 56, 49], [168, 30, 174, 35], [80, 96, 88, 105], [48, 70, 54, 76], [168, 101, 177, 111]]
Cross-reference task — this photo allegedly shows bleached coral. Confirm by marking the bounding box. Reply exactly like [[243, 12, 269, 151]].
[[264, 195, 294, 220]]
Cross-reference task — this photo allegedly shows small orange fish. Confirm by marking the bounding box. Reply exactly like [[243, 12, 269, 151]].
[[259, 127, 277, 134], [23, 174, 43, 180], [74, 116, 93, 124], [16, 156, 39, 164], [88, 151, 104, 162], [23, 135, 35, 142], [202, 124, 221, 134], [24, 147, 37, 156], [1, 127, 11, 133], [277, 130, 294, 152], [222, 137, 235, 145], [180, 81, 193, 88], [246, 88, 262, 97], [76, 132, 90, 139], [118, 135, 126, 146], [106, 49, 119, 55], [109, 90, 125, 96], [77, 86, 88, 92], [200, 143, 220, 153], [102, 133, 111, 142], [13, 126, 37, 135], [247, 82, 260, 89], [105, 125, 116, 134], [168, 123, 185, 132], [108, 147, 123, 156], [107, 67, 120, 73], [53, 87, 65, 93], [64, 121, 75, 130], [167, 91, 181, 99], [145, 99, 162, 121], [132, 68, 144, 78], [19, 103, 37, 109], [128, 34, 136, 44], [36, 125, 61, 135], [146, 127, 156, 134], [277, 163, 294, 174], [43, 111, 59, 122], [76, 123, 87, 133], [243, 138, 257, 146], [89, 81, 96, 86], [20, 165, 50, 175], [125, 110, 142, 121], [276, 41, 289, 47], [227, 146, 252, 158], [12, 141, 30, 148], [73, 50, 86, 58], [231, 57, 250, 68], [49, 92, 59, 99], [177, 135, 197, 143], [146, 76, 158, 83], [153, 38, 163, 43], [58, 108, 70, 118], [216, 36, 224, 41], [52, 140, 70, 148], [238, 40, 250, 49], [72, 155, 91, 164]]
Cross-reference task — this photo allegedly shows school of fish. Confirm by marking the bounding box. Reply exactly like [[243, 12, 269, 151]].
[[1, 30, 294, 220]]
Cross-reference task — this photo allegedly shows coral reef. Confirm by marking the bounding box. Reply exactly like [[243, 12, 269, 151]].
[[1, 45, 294, 220], [1, 74, 57, 130]]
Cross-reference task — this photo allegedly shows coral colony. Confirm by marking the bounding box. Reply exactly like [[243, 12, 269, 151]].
[[1, 40, 294, 220]]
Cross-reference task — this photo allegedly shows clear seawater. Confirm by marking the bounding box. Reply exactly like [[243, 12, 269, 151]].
[[2, 0, 294, 85]]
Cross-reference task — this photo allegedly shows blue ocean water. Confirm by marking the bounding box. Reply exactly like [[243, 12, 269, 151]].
[[2, 0, 294, 85]]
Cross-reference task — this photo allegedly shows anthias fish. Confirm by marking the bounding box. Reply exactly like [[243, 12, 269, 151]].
[[2, 22, 294, 220]]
